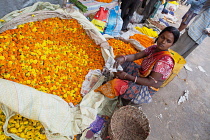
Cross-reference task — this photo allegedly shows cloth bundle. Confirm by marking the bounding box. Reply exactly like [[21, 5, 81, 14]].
[[95, 79, 128, 98]]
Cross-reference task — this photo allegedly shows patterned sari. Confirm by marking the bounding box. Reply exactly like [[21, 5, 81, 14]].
[[95, 46, 174, 104], [120, 49, 173, 104]]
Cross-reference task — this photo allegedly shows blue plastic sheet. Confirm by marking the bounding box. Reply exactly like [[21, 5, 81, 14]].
[[104, 6, 123, 37]]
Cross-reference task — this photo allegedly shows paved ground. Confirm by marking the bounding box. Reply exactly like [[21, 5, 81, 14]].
[[141, 5, 210, 140]]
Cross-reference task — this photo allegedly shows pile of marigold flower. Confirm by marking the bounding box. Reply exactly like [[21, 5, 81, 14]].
[[96, 0, 112, 3], [107, 38, 142, 65], [0, 17, 104, 105], [130, 34, 154, 48], [0, 17, 105, 139], [0, 110, 46, 139]]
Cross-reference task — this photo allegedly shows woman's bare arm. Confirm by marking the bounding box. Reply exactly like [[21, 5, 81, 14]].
[[113, 51, 147, 69], [115, 71, 164, 88]]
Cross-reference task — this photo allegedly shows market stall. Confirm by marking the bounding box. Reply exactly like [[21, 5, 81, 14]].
[[0, 1, 186, 139], [0, 2, 114, 139], [0, 1, 151, 139]]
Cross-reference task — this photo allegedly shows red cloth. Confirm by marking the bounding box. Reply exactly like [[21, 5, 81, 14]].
[[113, 79, 129, 96], [94, 79, 128, 98], [94, 7, 109, 22]]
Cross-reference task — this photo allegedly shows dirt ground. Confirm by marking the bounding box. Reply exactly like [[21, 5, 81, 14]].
[[141, 5, 210, 140]]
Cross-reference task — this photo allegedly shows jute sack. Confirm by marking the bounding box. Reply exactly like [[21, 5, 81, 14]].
[[0, 4, 116, 140]]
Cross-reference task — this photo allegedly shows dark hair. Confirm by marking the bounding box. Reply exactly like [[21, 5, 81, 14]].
[[155, 26, 180, 44]]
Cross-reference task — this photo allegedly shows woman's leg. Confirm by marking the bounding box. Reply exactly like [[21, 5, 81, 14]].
[[120, 62, 156, 104], [121, 61, 141, 76]]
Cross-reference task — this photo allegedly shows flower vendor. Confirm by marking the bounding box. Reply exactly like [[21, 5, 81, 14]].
[[95, 26, 180, 105]]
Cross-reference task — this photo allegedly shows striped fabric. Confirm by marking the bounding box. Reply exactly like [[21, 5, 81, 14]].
[[188, 8, 210, 44], [80, 0, 118, 16], [187, 0, 207, 14]]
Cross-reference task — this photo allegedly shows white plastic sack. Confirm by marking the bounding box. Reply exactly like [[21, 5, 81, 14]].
[[81, 69, 102, 96], [104, 6, 123, 37], [130, 12, 143, 24]]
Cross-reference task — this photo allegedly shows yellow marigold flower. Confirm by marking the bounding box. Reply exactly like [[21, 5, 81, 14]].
[[40, 55, 47, 60], [25, 72, 30, 77], [8, 61, 13, 66], [31, 14, 35, 17], [17, 24, 24, 28], [11, 55, 16, 60], [0, 19, 5, 22], [39, 134, 46, 139], [32, 27, 37, 32], [9, 128, 17, 133], [63, 94, 68, 98], [15, 123, 20, 128], [0, 56, 5, 60], [20, 133, 25, 138], [4, 74, 10, 78]]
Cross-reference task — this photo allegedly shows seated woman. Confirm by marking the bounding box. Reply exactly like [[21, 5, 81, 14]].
[[112, 26, 180, 105]]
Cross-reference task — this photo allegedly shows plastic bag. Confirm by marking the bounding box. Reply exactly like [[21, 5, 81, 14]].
[[91, 7, 109, 33], [91, 19, 107, 33], [105, 6, 123, 37], [112, 6, 123, 37], [93, 7, 109, 22], [81, 69, 102, 96], [130, 11, 143, 23], [104, 8, 117, 35]]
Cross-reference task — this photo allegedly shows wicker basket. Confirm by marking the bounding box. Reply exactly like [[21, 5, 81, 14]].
[[108, 105, 150, 140]]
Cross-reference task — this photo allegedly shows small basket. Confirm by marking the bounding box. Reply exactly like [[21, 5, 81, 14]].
[[108, 105, 150, 140]]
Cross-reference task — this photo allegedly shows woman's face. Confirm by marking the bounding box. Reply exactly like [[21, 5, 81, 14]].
[[156, 31, 174, 50]]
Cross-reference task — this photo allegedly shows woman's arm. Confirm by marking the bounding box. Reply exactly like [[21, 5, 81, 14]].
[[115, 71, 164, 88], [126, 51, 147, 61], [113, 51, 147, 69]]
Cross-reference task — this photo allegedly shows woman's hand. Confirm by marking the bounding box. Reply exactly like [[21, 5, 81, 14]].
[[113, 56, 125, 69], [114, 71, 128, 80]]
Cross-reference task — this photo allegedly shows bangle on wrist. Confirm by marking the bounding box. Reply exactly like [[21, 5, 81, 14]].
[[122, 55, 127, 62], [124, 73, 128, 79], [149, 76, 158, 83], [134, 76, 137, 83]]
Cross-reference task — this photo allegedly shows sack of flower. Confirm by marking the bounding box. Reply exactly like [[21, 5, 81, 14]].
[[107, 38, 143, 65], [0, 6, 112, 140]]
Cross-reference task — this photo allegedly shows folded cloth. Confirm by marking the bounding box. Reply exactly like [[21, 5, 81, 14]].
[[94, 78, 128, 98], [85, 115, 105, 139], [90, 115, 105, 133]]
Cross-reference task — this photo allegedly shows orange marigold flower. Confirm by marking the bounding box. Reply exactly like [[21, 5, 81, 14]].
[[130, 34, 154, 48], [107, 38, 143, 65]]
